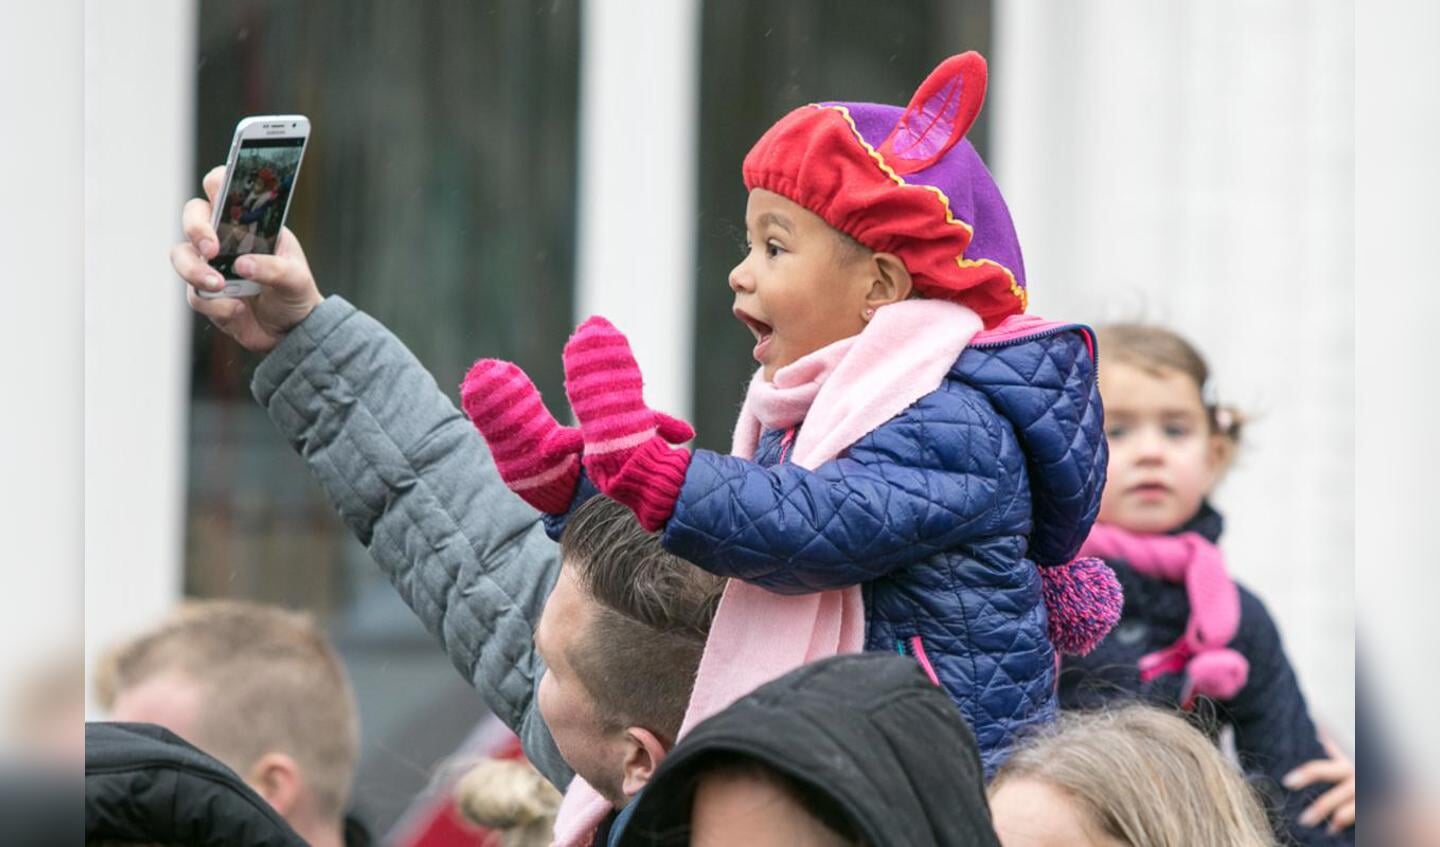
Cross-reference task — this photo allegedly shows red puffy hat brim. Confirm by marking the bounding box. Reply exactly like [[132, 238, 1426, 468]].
[[740, 54, 1027, 327]]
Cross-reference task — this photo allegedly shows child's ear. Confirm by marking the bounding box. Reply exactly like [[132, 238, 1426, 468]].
[[1207, 432, 1236, 479], [866, 252, 914, 308]]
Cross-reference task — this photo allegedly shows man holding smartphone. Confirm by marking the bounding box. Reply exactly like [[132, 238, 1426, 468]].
[[172, 166, 572, 789]]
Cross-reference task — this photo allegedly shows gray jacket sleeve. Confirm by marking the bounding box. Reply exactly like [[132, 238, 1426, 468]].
[[250, 295, 573, 790]]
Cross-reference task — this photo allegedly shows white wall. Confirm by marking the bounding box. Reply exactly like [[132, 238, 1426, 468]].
[[1355, 0, 1439, 787], [0, 1, 84, 746], [573, 0, 700, 419], [993, 0, 1355, 740], [82, 0, 195, 710]]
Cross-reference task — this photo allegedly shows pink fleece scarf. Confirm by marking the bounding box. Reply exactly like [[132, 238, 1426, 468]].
[[550, 299, 982, 846], [1079, 522, 1250, 708]]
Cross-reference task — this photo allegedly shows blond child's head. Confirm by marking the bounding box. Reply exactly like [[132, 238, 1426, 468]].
[[731, 52, 1029, 380], [988, 705, 1275, 847], [1095, 323, 1245, 534], [94, 600, 359, 836], [453, 758, 562, 847]]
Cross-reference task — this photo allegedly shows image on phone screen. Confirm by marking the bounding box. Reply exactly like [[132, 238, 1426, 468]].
[[210, 137, 304, 277]]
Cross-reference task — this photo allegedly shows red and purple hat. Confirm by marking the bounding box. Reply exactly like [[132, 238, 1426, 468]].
[[742, 52, 1026, 327]]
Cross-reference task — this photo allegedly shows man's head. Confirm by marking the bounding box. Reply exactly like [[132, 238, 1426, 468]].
[[535, 497, 725, 806], [95, 601, 359, 840]]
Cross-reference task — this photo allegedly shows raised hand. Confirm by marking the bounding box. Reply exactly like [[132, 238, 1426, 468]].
[[461, 359, 585, 515], [562, 316, 695, 531], [170, 165, 323, 352]]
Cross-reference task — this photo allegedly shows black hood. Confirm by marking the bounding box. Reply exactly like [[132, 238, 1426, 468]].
[[86, 721, 309, 846], [619, 653, 1000, 847]]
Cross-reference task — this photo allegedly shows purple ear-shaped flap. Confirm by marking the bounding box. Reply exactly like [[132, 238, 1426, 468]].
[[876, 52, 988, 176]]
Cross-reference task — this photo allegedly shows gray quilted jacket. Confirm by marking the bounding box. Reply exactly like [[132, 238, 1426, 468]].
[[252, 295, 572, 789]]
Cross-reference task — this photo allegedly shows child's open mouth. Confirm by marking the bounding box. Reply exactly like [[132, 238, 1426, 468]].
[[1128, 482, 1171, 500], [734, 308, 774, 362]]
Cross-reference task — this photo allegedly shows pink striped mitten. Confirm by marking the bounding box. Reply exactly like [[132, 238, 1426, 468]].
[[460, 360, 586, 515], [563, 317, 695, 531]]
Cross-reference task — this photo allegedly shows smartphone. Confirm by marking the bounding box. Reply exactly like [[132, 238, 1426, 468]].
[[199, 115, 310, 299]]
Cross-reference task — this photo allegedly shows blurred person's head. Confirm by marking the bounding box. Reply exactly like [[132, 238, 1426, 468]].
[[619, 653, 1000, 847], [537, 496, 724, 807], [95, 601, 358, 847], [6, 648, 84, 765], [731, 53, 1026, 382], [988, 705, 1275, 847], [1094, 323, 1245, 534], [683, 756, 865, 846], [453, 757, 563, 847]]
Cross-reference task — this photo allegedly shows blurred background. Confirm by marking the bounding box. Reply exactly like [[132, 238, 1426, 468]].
[[7, 0, 1401, 842]]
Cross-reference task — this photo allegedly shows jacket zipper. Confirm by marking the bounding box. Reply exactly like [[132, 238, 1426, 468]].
[[896, 636, 941, 686], [777, 426, 796, 464]]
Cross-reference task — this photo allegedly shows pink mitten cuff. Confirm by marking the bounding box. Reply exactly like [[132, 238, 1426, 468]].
[[585, 437, 691, 532]]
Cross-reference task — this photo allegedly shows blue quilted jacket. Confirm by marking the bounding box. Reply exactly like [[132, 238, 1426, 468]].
[[652, 325, 1105, 774]]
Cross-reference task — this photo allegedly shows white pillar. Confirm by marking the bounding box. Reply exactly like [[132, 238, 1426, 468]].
[[1355, 0, 1439, 784], [0, 1, 84, 745], [573, 0, 700, 419], [993, 0, 1355, 739], [82, 0, 196, 711]]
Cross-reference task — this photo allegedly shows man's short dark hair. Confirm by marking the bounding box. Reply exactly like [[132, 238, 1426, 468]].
[[560, 497, 725, 745]]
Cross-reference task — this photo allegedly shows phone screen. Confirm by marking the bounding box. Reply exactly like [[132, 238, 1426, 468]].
[[210, 136, 305, 277]]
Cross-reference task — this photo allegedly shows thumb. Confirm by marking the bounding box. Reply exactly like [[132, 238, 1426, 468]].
[[654, 412, 695, 444], [235, 253, 306, 292]]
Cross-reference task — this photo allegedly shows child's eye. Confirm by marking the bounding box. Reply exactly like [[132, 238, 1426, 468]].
[[1163, 424, 1191, 438], [765, 240, 785, 258], [1105, 424, 1128, 439]]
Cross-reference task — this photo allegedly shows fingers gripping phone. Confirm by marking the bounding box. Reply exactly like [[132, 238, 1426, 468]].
[[199, 115, 310, 299]]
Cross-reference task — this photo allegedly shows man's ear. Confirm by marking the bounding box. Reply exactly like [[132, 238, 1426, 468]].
[[866, 252, 914, 308], [620, 727, 670, 798], [245, 751, 304, 817]]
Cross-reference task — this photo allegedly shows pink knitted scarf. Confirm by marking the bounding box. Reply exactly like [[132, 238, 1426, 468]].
[[1079, 522, 1250, 708], [550, 299, 982, 846], [686, 297, 982, 727]]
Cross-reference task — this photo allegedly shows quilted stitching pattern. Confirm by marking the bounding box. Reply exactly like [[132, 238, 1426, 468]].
[[663, 330, 1106, 774]]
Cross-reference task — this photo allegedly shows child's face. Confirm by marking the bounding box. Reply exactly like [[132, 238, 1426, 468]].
[[730, 189, 874, 380], [1097, 361, 1226, 534]]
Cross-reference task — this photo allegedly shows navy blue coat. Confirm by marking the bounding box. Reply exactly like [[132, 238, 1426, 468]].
[[633, 326, 1106, 775], [1060, 504, 1354, 846]]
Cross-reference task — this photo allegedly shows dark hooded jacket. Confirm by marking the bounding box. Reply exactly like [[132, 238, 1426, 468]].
[[1059, 503, 1353, 846], [616, 653, 1001, 847], [85, 722, 309, 847]]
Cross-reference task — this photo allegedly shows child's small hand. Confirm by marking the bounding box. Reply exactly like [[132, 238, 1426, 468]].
[[563, 316, 695, 531], [461, 359, 586, 515], [1285, 734, 1356, 834]]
